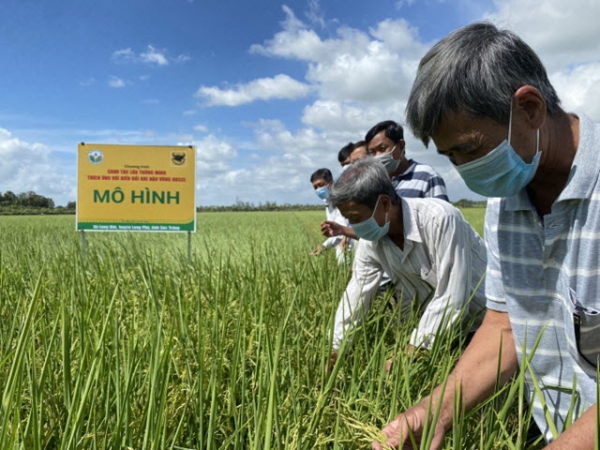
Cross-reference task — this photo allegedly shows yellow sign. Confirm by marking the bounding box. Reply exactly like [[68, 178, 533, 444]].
[[77, 143, 196, 232]]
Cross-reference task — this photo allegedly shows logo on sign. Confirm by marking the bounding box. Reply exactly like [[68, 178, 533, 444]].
[[171, 151, 186, 166], [88, 149, 104, 165]]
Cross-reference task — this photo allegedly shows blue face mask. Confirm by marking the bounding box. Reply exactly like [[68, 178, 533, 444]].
[[454, 108, 540, 197], [349, 196, 389, 241], [315, 186, 329, 200]]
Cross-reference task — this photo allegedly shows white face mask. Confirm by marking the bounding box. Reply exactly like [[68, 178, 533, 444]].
[[375, 146, 400, 174]]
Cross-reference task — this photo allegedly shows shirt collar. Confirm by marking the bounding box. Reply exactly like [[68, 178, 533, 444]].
[[378, 198, 420, 255], [400, 197, 422, 244], [505, 112, 598, 211], [393, 159, 416, 181], [557, 112, 599, 202]]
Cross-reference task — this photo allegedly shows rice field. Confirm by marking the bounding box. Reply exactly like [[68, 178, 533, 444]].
[[0, 209, 544, 449]]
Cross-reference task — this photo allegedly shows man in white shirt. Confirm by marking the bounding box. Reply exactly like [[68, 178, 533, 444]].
[[328, 158, 486, 367], [310, 168, 354, 263]]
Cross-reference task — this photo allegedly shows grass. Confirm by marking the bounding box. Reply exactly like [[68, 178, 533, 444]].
[[0, 209, 551, 449], [457, 207, 485, 237]]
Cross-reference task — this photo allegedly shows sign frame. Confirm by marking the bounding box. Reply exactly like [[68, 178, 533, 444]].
[[76, 142, 196, 233]]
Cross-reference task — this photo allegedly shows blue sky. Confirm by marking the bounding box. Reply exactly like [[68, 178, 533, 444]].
[[1, 0, 600, 206]]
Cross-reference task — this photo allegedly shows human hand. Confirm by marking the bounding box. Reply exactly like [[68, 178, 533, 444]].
[[325, 351, 338, 373], [386, 345, 419, 373], [372, 403, 446, 450], [385, 358, 393, 373], [311, 246, 324, 256], [405, 344, 417, 354], [321, 220, 343, 237]]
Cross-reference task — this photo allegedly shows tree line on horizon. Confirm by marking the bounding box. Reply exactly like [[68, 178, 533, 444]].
[[0, 190, 486, 216], [0, 190, 75, 215]]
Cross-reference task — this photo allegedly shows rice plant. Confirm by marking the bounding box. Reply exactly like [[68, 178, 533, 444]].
[[0, 210, 558, 449]]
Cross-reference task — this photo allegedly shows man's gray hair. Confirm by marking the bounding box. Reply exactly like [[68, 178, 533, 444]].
[[406, 22, 561, 146], [329, 158, 399, 210]]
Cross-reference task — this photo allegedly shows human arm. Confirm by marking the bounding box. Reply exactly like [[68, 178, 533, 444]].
[[409, 206, 483, 348], [331, 242, 382, 351], [321, 220, 359, 241], [311, 245, 325, 256], [543, 404, 596, 449], [372, 309, 517, 450], [321, 223, 344, 250], [322, 206, 359, 243]]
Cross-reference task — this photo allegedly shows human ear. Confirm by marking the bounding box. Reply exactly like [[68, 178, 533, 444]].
[[393, 140, 406, 160], [380, 195, 392, 213], [513, 86, 547, 130]]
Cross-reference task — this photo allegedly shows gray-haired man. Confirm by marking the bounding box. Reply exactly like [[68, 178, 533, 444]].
[[328, 158, 486, 369], [374, 22, 600, 450]]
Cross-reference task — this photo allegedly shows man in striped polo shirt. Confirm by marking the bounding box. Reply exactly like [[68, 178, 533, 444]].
[[373, 23, 600, 450], [365, 120, 449, 201]]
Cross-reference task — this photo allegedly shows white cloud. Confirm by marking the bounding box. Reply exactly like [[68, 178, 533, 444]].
[[186, 135, 242, 204], [175, 54, 191, 63], [196, 74, 311, 106], [369, 18, 426, 57], [189, 6, 468, 204], [482, 0, 600, 120], [250, 8, 424, 104], [204, 119, 465, 206], [244, 119, 343, 182], [173, 133, 195, 142], [111, 48, 136, 64], [305, 0, 326, 29], [250, 6, 328, 61], [108, 76, 126, 88], [306, 45, 417, 104], [395, 0, 416, 9], [140, 45, 169, 66], [182, 110, 196, 116], [301, 99, 406, 135], [194, 124, 208, 132], [234, 117, 478, 204], [0, 128, 75, 206], [486, 0, 600, 71], [111, 45, 183, 66], [79, 77, 96, 87], [551, 63, 600, 121], [194, 134, 237, 162]]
